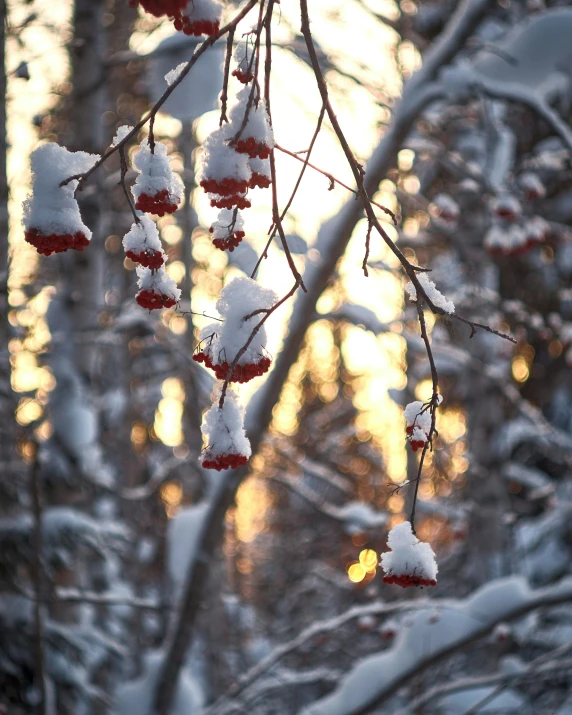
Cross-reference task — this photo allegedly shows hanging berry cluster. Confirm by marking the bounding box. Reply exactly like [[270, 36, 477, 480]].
[[130, 0, 223, 37]]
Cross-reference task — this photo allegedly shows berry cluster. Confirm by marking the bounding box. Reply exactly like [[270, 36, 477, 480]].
[[136, 289, 177, 311], [192, 351, 271, 383], [201, 452, 249, 471], [405, 424, 426, 452], [135, 189, 179, 217], [249, 172, 271, 189], [233, 136, 272, 160], [173, 16, 220, 36], [382, 572, 437, 588], [232, 68, 254, 84], [404, 400, 433, 452], [210, 229, 245, 252], [125, 248, 165, 269], [200, 177, 249, 197], [130, 0, 188, 17], [25, 229, 89, 256], [210, 194, 251, 210]]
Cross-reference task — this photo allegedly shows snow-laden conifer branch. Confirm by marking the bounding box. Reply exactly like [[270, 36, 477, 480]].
[[206, 577, 572, 715], [400, 643, 572, 715]]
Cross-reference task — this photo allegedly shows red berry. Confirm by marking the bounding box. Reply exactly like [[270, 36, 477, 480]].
[[232, 69, 254, 84], [135, 189, 179, 217], [201, 452, 249, 471], [25, 228, 89, 256], [125, 248, 165, 269], [173, 16, 219, 37], [136, 289, 177, 311], [233, 136, 271, 160], [382, 573, 437, 588], [249, 172, 271, 189]]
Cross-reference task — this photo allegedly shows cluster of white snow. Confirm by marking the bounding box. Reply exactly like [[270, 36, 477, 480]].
[[200, 388, 252, 463], [131, 139, 183, 205], [23, 143, 99, 238], [227, 88, 275, 150], [379, 520, 438, 583], [122, 216, 164, 255], [136, 265, 181, 302], [405, 272, 456, 314]]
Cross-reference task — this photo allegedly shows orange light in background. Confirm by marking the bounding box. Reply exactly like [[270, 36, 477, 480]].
[[512, 356, 530, 383]]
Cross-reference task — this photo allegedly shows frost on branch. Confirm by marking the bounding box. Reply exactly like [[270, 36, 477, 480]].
[[122, 216, 165, 269], [200, 389, 251, 471], [228, 88, 275, 159], [174, 0, 223, 37], [193, 277, 278, 383], [132, 139, 183, 217], [405, 272, 455, 314], [135, 266, 181, 311], [209, 208, 245, 252], [23, 142, 99, 256], [404, 400, 432, 452], [380, 520, 438, 588]]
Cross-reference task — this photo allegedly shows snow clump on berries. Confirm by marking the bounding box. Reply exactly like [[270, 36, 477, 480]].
[[232, 41, 254, 84], [199, 126, 252, 198], [135, 265, 181, 310], [23, 142, 99, 256], [519, 172, 545, 200], [123, 216, 165, 269], [200, 389, 251, 471], [132, 139, 183, 217], [491, 193, 521, 222], [430, 193, 459, 224], [228, 88, 274, 159], [405, 272, 455, 314], [380, 520, 438, 588], [209, 208, 245, 251], [193, 277, 278, 383], [174, 0, 222, 36], [404, 400, 433, 452], [248, 157, 271, 189]]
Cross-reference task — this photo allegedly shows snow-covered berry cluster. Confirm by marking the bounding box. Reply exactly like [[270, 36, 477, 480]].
[[209, 208, 245, 252], [123, 215, 166, 270], [23, 143, 99, 256], [198, 82, 273, 231], [404, 400, 432, 452], [429, 193, 460, 226], [132, 139, 183, 217], [193, 277, 277, 383], [485, 175, 549, 256], [193, 277, 277, 471], [200, 389, 251, 470], [135, 265, 181, 310], [379, 520, 438, 588], [131, 0, 222, 37]]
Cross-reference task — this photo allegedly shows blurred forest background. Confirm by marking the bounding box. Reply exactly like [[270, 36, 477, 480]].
[[1, 0, 572, 713]]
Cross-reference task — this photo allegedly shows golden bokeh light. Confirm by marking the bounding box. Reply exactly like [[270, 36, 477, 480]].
[[347, 562, 367, 583], [359, 548, 378, 572]]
